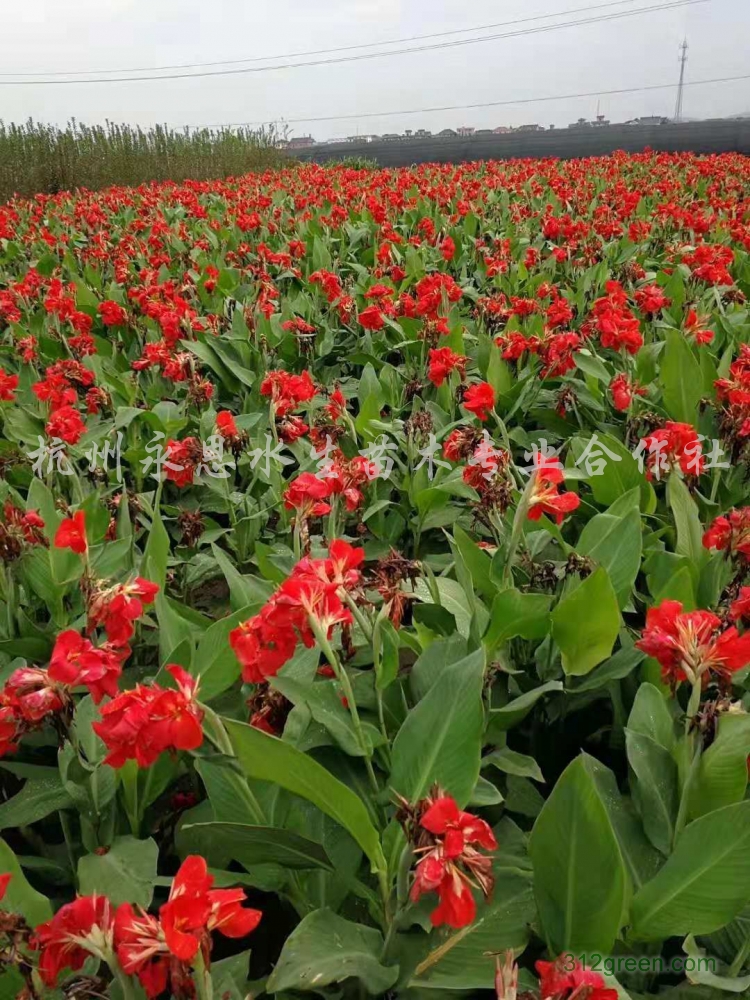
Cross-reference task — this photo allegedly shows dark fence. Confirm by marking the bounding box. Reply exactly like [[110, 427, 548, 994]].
[[294, 118, 750, 166]]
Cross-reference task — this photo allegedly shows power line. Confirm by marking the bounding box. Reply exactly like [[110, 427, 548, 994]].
[[0, 0, 645, 77], [0, 0, 714, 86], [182, 73, 750, 130]]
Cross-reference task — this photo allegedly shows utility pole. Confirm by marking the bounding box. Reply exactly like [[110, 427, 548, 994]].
[[674, 38, 688, 122]]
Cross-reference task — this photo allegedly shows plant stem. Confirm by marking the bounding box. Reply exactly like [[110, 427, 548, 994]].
[[343, 592, 374, 643], [503, 472, 535, 586], [308, 616, 381, 796]]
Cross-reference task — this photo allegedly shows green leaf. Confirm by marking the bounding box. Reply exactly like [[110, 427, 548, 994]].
[[631, 801, 750, 939], [272, 675, 368, 756], [668, 474, 708, 577], [662, 329, 703, 425], [552, 567, 621, 676], [577, 507, 642, 609], [390, 649, 484, 807], [689, 714, 750, 820], [194, 604, 260, 701], [570, 433, 651, 510], [628, 682, 676, 750], [78, 836, 158, 908], [625, 729, 679, 856], [487, 680, 564, 733], [529, 754, 628, 953], [407, 871, 534, 989], [411, 577, 479, 639], [568, 644, 645, 692], [451, 525, 496, 601], [484, 747, 544, 782], [0, 837, 52, 926], [181, 822, 334, 871], [211, 543, 272, 611], [483, 589, 552, 653], [141, 490, 169, 592], [581, 755, 662, 891], [266, 909, 398, 994], [0, 770, 74, 829], [224, 718, 385, 874]]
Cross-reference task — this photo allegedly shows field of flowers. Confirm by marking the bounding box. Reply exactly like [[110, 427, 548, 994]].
[[0, 151, 750, 999]]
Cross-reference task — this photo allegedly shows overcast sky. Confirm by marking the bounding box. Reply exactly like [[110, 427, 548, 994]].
[[2, 0, 749, 141]]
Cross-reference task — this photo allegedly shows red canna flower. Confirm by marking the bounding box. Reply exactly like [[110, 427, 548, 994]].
[[115, 856, 261, 998], [48, 630, 124, 704], [634, 284, 670, 315], [536, 957, 617, 1000], [260, 370, 317, 417], [0, 370, 18, 402], [609, 372, 646, 411], [325, 386, 346, 422], [46, 404, 86, 445], [165, 437, 203, 487], [98, 300, 128, 326], [408, 792, 496, 929], [92, 664, 203, 768], [216, 410, 239, 438], [279, 415, 309, 443], [54, 510, 87, 554], [527, 459, 580, 525], [283, 472, 332, 518], [703, 508, 750, 560], [636, 599, 750, 687], [428, 347, 468, 387], [639, 421, 704, 479], [30, 895, 115, 987], [440, 235, 456, 261], [358, 304, 386, 330], [230, 542, 363, 683], [729, 586, 750, 623], [463, 382, 495, 422], [0, 873, 9, 900], [87, 576, 159, 645]]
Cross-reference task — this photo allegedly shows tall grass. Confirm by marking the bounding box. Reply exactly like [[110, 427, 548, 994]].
[[0, 119, 288, 202]]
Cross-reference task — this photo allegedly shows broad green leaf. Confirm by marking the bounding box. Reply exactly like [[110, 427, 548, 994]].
[[581, 755, 662, 890], [668, 473, 708, 577], [407, 871, 534, 988], [194, 603, 260, 701], [0, 769, 74, 829], [411, 577, 480, 639], [689, 714, 750, 819], [568, 645, 645, 693], [529, 754, 627, 953], [628, 682, 676, 751], [577, 507, 642, 609], [487, 680, 564, 733], [484, 747, 544, 783], [272, 675, 369, 756], [78, 836, 158, 908], [390, 649, 484, 807], [266, 909, 398, 994], [182, 822, 334, 871], [141, 490, 169, 591], [625, 729, 679, 856], [484, 589, 552, 653], [211, 543, 272, 611], [0, 836, 52, 926], [552, 567, 621, 676], [631, 801, 750, 939], [452, 525, 496, 601], [224, 718, 385, 874], [662, 329, 703, 424]]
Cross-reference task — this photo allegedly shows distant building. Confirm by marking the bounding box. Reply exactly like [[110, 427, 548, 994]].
[[380, 133, 402, 141], [287, 135, 316, 149], [474, 128, 494, 136], [516, 124, 544, 132], [625, 116, 669, 126], [493, 126, 512, 134], [414, 128, 432, 138], [457, 126, 475, 136], [438, 128, 458, 138]]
